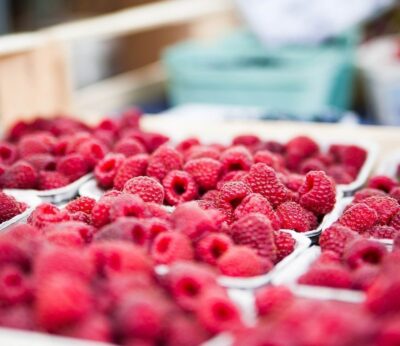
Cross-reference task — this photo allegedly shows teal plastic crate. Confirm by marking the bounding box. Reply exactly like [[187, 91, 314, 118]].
[[163, 30, 358, 120]]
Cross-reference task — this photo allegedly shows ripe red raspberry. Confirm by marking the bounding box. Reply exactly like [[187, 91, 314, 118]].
[[232, 134, 261, 148], [109, 194, 147, 221], [1, 224, 40, 242], [195, 233, 233, 265], [184, 158, 222, 191], [197, 289, 243, 333], [66, 196, 96, 215], [286, 136, 319, 158], [0, 161, 38, 189], [36, 273, 92, 331], [234, 193, 281, 230], [298, 171, 336, 215], [113, 137, 145, 157], [218, 246, 265, 277], [276, 201, 316, 233], [28, 203, 69, 229], [218, 181, 252, 212], [300, 157, 326, 175], [17, 133, 55, 158], [366, 276, 400, 315], [319, 224, 359, 255], [57, 153, 89, 182], [37, 171, 69, 190], [338, 203, 378, 233], [298, 264, 352, 289], [0, 239, 30, 270], [283, 173, 305, 192], [146, 203, 171, 221], [351, 264, 381, 291], [0, 264, 32, 305], [376, 316, 400, 345], [216, 170, 248, 190], [362, 196, 400, 225], [94, 153, 125, 189], [45, 230, 85, 248], [229, 213, 277, 262], [390, 211, 400, 230], [0, 192, 26, 223], [366, 225, 399, 239], [145, 217, 171, 240], [255, 285, 294, 316], [175, 137, 200, 153], [274, 231, 296, 262], [151, 232, 193, 264], [220, 145, 253, 172], [123, 176, 164, 204], [329, 144, 367, 171], [245, 163, 291, 207], [91, 199, 112, 228], [77, 139, 107, 169], [24, 153, 56, 172], [147, 146, 182, 181], [367, 175, 398, 193], [326, 165, 355, 184], [163, 170, 197, 205], [120, 108, 142, 128], [0, 142, 17, 165], [185, 145, 220, 161], [353, 188, 386, 203], [253, 150, 283, 171], [125, 130, 169, 153], [343, 239, 387, 269], [390, 186, 400, 203], [44, 221, 95, 244], [113, 154, 148, 190]]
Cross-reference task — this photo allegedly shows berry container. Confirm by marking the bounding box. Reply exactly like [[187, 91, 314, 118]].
[[5, 173, 93, 204], [376, 150, 400, 178], [0, 190, 41, 232]]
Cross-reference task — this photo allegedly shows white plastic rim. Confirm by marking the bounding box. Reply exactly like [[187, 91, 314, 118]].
[[376, 150, 400, 178]]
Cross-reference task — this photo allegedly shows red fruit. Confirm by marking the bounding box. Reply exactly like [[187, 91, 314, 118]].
[[366, 277, 400, 315], [57, 153, 89, 182], [145, 217, 172, 239], [284, 173, 305, 192], [218, 181, 252, 214], [351, 264, 380, 291], [300, 157, 326, 174], [0, 161, 38, 189], [113, 137, 145, 157], [276, 201, 316, 233], [319, 224, 359, 256], [147, 145, 182, 181], [343, 239, 387, 269], [0, 191, 25, 223], [184, 158, 222, 191], [45, 230, 85, 248], [218, 246, 265, 277], [120, 108, 142, 128], [353, 188, 386, 202], [44, 221, 95, 243], [338, 203, 378, 233], [362, 196, 400, 225], [255, 285, 294, 316], [162, 170, 197, 205], [220, 146, 253, 172], [326, 165, 355, 184], [25, 153, 56, 171], [228, 213, 277, 262], [367, 175, 398, 193], [176, 137, 201, 153], [0, 305, 35, 331], [245, 163, 291, 207], [216, 170, 248, 190], [0, 264, 32, 305], [109, 194, 147, 221], [329, 144, 367, 171], [94, 153, 125, 189], [125, 130, 169, 153], [232, 134, 261, 148], [298, 264, 352, 289], [37, 274, 92, 331], [298, 170, 336, 215], [253, 150, 283, 171], [123, 176, 164, 204], [1, 224, 40, 242], [151, 232, 194, 264], [185, 145, 220, 161], [390, 211, 400, 230], [274, 231, 296, 262], [165, 313, 209, 346], [114, 154, 149, 190], [77, 139, 107, 168], [195, 233, 233, 265], [367, 225, 399, 239], [146, 203, 171, 221], [91, 199, 112, 228], [28, 203, 69, 229], [0, 142, 17, 165], [376, 317, 400, 346], [65, 196, 96, 215], [37, 171, 69, 190], [286, 136, 319, 158], [0, 240, 30, 270], [390, 186, 400, 203], [18, 133, 55, 157]]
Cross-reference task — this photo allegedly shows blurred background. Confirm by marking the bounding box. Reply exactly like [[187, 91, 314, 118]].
[[0, 0, 399, 127]]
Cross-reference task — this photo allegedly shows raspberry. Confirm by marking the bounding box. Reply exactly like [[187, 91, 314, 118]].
[[229, 213, 277, 262], [113, 154, 148, 190], [164, 314, 209, 346], [37, 171, 69, 190], [195, 233, 233, 265], [1, 224, 40, 242], [319, 224, 359, 255], [146, 203, 171, 221], [0, 305, 35, 331], [91, 199, 112, 228], [44, 221, 95, 243], [147, 146, 182, 181], [65, 196, 96, 215], [390, 186, 400, 203], [367, 225, 399, 239], [390, 211, 400, 230], [367, 175, 398, 193], [94, 153, 125, 189], [329, 144, 367, 171], [298, 264, 352, 289], [123, 176, 164, 204], [126, 130, 169, 153], [253, 150, 283, 171], [145, 217, 171, 239], [17, 133, 55, 157], [255, 285, 294, 316], [163, 170, 198, 205], [216, 170, 248, 190], [167, 262, 218, 311], [366, 277, 400, 315], [0, 264, 32, 305], [232, 134, 261, 148], [286, 136, 319, 159], [57, 153, 89, 182], [77, 139, 107, 168], [338, 203, 378, 233], [276, 201, 316, 233], [300, 157, 326, 175], [25, 153, 56, 171], [376, 317, 400, 346], [362, 196, 400, 225], [234, 193, 281, 230], [218, 181, 252, 213], [245, 163, 291, 207], [176, 137, 201, 153], [45, 230, 85, 248], [353, 188, 386, 202], [298, 171, 336, 215], [185, 145, 220, 161], [184, 158, 222, 191], [220, 146, 253, 172], [113, 137, 145, 157], [0, 161, 38, 189], [326, 165, 354, 184], [197, 289, 243, 333], [120, 108, 142, 128], [283, 173, 305, 192], [151, 232, 193, 264], [0, 191, 25, 223], [274, 231, 296, 262], [28, 203, 69, 229], [109, 194, 147, 221], [351, 264, 380, 290], [0, 239, 30, 271], [36, 274, 92, 331], [343, 239, 387, 269], [218, 246, 265, 277], [0, 142, 17, 165]]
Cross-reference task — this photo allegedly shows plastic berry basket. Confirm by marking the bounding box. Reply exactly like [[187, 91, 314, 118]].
[[376, 150, 400, 178]]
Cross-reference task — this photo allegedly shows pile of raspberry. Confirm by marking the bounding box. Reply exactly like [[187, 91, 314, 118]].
[[327, 175, 400, 240], [234, 282, 400, 345], [0, 109, 169, 190], [0, 191, 27, 224], [0, 225, 246, 345]]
